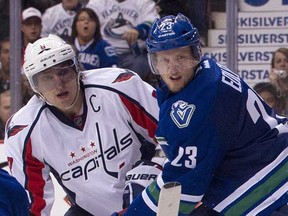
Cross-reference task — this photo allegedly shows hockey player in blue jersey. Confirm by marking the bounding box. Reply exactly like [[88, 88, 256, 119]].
[[117, 13, 288, 216]]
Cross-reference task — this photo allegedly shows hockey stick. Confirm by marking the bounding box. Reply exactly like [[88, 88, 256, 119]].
[[0, 161, 8, 169], [157, 182, 181, 216]]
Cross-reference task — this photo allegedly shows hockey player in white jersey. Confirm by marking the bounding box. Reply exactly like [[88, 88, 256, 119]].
[[4, 34, 159, 216]]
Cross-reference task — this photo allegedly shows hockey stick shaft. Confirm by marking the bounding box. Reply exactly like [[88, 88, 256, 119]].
[[157, 182, 181, 216]]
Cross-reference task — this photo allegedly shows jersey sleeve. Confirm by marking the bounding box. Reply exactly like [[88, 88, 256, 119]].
[[116, 70, 159, 147], [4, 106, 55, 216]]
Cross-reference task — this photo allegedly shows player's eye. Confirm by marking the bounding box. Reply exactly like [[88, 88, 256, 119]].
[[176, 55, 189, 61], [157, 57, 169, 64], [41, 75, 54, 82]]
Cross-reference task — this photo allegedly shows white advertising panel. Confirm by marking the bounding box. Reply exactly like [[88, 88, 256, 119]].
[[208, 29, 288, 47], [238, 64, 270, 87], [239, 0, 288, 12], [202, 46, 276, 64], [211, 11, 288, 29]]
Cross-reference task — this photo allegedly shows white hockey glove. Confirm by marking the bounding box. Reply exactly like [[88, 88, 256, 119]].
[[122, 160, 163, 208]]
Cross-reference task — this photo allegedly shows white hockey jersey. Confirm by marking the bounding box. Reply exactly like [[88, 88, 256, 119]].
[[4, 68, 158, 216], [41, 3, 83, 41], [86, 0, 159, 54]]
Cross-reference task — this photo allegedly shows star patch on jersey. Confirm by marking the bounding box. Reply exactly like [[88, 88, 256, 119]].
[[7, 125, 28, 138], [112, 70, 135, 83], [170, 100, 195, 128]]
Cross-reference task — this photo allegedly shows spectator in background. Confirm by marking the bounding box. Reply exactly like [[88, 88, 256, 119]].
[[269, 47, 288, 115], [0, 88, 10, 140], [253, 82, 285, 115], [0, 38, 10, 89], [41, 0, 84, 42], [86, 0, 159, 84], [21, 7, 42, 64], [0, 38, 32, 106], [70, 8, 118, 70]]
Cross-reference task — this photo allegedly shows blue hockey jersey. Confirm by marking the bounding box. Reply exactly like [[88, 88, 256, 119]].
[[0, 169, 29, 216], [125, 58, 288, 216], [75, 38, 118, 70]]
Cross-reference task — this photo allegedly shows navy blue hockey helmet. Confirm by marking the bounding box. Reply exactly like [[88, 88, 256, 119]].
[[146, 13, 201, 56], [147, 13, 201, 75]]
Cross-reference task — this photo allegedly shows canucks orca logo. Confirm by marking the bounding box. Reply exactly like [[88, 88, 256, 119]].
[[104, 12, 134, 39], [244, 0, 269, 6], [170, 100, 195, 128]]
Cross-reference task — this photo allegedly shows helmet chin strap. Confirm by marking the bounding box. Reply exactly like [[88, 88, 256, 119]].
[[64, 73, 81, 110], [37, 72, 83, 110]]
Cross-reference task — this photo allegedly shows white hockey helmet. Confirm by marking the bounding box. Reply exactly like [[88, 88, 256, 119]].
[[23, 34, 76, 92]]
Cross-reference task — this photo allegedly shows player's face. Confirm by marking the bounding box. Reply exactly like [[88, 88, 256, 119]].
[[76, 11, 96, 41], [156, 46, 198, 93], [33, 61, 79, 111]]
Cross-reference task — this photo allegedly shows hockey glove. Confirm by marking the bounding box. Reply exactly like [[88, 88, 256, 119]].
[[122, 160, 162, 208]]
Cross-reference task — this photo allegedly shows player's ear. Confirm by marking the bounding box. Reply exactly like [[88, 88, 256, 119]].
[[79, 72, 84, 81]]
